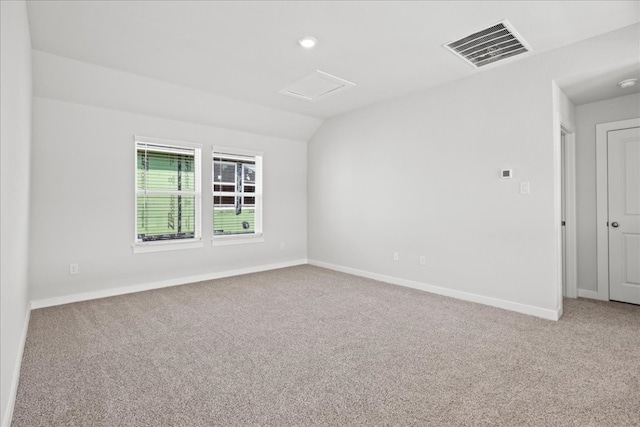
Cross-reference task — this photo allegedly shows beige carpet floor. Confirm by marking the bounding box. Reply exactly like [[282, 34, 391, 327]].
[[11, 265, 640, 426]]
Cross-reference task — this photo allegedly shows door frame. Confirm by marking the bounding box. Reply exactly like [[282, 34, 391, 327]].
[[595, 118, 640, 301], [554, 111, 578, 317], [561, 126, 578, 299]]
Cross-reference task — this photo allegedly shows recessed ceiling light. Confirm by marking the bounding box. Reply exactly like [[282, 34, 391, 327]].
[[618, 78, 638, 89], [298, 36, 317, 49]]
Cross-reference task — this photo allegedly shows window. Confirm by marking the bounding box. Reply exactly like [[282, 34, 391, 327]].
[[213, 149, 262, 244], [135, 136, 202, 253]]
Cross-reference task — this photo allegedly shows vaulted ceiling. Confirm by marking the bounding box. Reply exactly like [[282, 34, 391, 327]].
[[26, 1, 640, 119]]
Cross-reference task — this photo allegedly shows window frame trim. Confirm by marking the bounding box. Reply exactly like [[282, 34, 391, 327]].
[[133, 135, 203, 253], [212, 146, 263, 243]]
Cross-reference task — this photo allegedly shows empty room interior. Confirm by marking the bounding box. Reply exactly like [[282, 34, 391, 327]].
[[2, 1, 640, 425]]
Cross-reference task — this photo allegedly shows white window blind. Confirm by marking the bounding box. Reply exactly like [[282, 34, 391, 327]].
[[213, 150, 262, 238], [136, 138, 201, 244]]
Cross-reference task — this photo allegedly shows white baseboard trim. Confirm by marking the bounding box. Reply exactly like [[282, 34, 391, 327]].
[[31, 259, 308, 310], [309, 260, 561, 321], [2, 307, 30, 427], [577, 289, 608, 301]]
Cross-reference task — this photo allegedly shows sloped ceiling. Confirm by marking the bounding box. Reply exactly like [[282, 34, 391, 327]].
[[27, 1, 640, 119]]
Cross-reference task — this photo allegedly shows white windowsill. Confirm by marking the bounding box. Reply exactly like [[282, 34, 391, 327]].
[[132, 239, 204, 254], [212, 234, 264, 247]]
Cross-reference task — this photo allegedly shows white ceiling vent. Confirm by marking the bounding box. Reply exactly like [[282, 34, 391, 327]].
[[444, 20, 531, 68], [278, 70, 356, 102]]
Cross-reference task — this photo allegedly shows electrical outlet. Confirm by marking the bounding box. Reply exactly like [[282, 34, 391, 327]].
[[419, 255, 426, 266], [393, 252, 399, 261], [69, 263, 79, 275]]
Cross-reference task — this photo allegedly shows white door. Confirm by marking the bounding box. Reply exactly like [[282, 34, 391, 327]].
[[608, 127, 640, 304]]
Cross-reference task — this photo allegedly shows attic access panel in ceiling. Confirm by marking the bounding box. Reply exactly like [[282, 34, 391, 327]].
[[444, 20, 531, 68], [279, 70, 356, 102]]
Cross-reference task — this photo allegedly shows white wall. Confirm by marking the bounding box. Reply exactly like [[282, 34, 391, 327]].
[[29, 52, 318, 303], [0, 1, 32, 424], [307, 24, 639, 318], [29, 97, 308, 301], [575, 93, 640, 293], [29, 53, 314, 302]]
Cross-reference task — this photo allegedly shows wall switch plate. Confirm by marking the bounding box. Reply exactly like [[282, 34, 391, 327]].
[[69, 263, 79, 275], [520, 182, 530, 194], [419, 255, 426, 266], [393, 252, 399, 261], [280, 242, 285, 250]]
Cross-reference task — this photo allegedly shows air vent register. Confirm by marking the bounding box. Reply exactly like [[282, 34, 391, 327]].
[[444, 20, 531, 68]]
